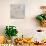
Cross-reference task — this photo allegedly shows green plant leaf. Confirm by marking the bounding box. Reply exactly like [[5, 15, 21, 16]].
[[36, 15, 44, 21], [5, 26, 18, 39]]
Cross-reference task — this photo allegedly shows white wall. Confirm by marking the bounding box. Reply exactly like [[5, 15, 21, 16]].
[[0, 0, 46, 38]]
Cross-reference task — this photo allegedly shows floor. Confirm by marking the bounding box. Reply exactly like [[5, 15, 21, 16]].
[[14, 43, 46, 46]]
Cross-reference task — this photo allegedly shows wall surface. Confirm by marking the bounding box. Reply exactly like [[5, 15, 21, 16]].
[[0, 0, 46, 41]]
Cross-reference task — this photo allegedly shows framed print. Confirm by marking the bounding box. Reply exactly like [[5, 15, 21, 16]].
[[10, 4, 25, 19]]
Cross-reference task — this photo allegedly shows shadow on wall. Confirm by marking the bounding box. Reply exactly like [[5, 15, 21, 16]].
[[30, 16, 40, 27], [0, 26, 5, 35]]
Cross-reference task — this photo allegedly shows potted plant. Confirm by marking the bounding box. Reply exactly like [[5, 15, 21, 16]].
[[5, 26, 18, 43], [36, 14, 46, 27], [36, 6, 46, 27]]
